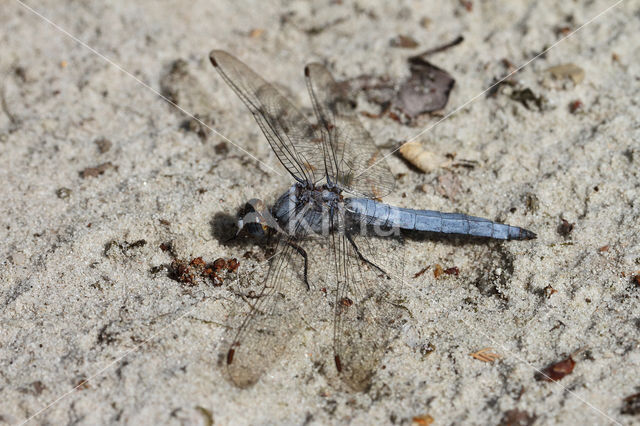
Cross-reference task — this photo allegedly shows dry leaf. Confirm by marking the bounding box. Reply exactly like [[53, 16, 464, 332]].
[[537, 355, 575, 381], [394, 57, 455, 117]]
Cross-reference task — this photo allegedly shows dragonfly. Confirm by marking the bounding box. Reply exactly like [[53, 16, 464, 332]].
[[209, 50, 536, 391]]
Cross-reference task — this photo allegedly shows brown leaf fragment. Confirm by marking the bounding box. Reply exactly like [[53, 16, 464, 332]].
[[621, 392, 640, 415], [340, 297, 354, 307], [226, 258, 239, 273], [569, 99, 583, 113], [537, 355, 575, 381], [499, 409, 537, 426], [170, 259, 195, 285], [412, 414, 434, 426], [169, 256, 238, 287], [433, 264, 444, 279], [413, 266, 430, 278], [444, 266, 460, 276], [190, 257, 206, 268], [74, 378, 90, 391], [544, 285, 557, 298], [599, 245, 610, 252], [80, 162, 115, 178], [390, 34, 419, 49], [213, 258, 227, 271], [470, 347, 501, 362], [394, 56, 455, 118]]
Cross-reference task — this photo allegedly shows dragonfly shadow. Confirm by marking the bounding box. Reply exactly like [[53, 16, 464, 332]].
[[209, 211, 274, 251], [209, 212, 237, 243], [404, 229, 517, 300]]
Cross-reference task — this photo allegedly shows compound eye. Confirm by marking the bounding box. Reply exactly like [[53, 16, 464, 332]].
[[245, 222, 266, 237]]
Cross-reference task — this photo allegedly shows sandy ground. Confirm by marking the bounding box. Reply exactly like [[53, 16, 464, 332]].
[[1, 0, 639, 424]]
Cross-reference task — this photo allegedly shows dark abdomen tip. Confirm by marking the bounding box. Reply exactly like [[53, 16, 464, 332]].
[[516, 228, 537, 240]]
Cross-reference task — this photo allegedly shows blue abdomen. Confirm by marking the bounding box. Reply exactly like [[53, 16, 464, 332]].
[[345, 198, 536, 240]]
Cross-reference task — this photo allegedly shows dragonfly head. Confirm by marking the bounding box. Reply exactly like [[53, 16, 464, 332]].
[[237, 199, 274, 238]]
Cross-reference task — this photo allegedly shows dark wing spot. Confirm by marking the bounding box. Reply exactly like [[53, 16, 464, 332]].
[[334, 354, 342, 372], [209, 52, 218, 67]]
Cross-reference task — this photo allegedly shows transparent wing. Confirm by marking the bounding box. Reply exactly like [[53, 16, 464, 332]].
[[225, 237, 310, 387], [305, 63, 395, 198], [210, 50, 324, 185], [329, 214, 406, 391]]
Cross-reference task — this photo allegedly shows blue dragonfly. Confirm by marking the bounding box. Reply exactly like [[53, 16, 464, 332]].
[[209, 50, 535, 391]]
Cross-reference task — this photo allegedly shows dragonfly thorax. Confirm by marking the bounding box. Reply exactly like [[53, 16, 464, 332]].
[[270, 183, 343, 237]]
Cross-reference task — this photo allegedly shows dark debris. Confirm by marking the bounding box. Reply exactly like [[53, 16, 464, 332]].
[[557, 218, 574, 237], [94, 137, 112, 154], [344, 37, 460, 125], [168, 256, 239, 287], [536, 355, 575, 382], [390, 35, 419, 49], [622, 392, 640, 415], [498, 409, 536, 426], [80, 162, 116, 179]]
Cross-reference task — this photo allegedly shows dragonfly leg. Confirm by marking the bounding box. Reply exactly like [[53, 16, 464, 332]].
[[345, 233, 390, 279], [287, 241, 310, 290]]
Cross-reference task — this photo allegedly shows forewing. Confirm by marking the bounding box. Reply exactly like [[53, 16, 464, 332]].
[[330, 216, 406, 391], [225, 238, 309, 387], [210, 50, 324, 184], [305, 63, 395, 198]]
